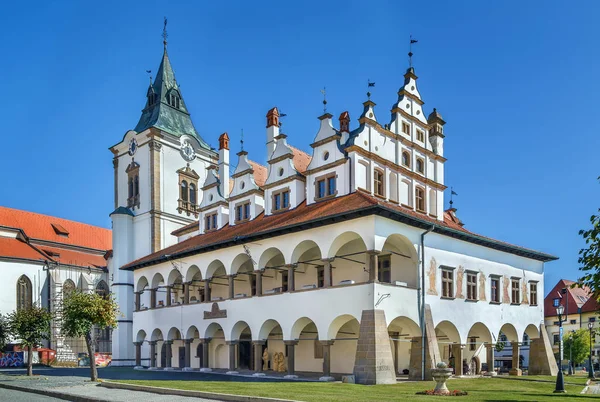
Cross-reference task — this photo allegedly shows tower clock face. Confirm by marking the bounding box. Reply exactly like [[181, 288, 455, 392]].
[[181, 141, 196, 161], [128, 138, 138, 156]]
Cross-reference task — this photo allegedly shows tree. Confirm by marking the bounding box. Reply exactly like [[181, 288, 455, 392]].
[[563, 328, 591, 366], [61, 290, 119, 381], [7, 305, 53, 376], [577, 186, 600, 300], [0, 314, 9, 351]]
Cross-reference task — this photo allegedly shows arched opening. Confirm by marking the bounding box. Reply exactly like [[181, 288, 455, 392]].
[[186, 325, 201, 369], [380, 234, 419, 287], [151, 273, 166, 307], [136, 276, 150, 310], [291, 240, 323, 291], [259, 248, 286, 295], [16, 275, 32, 311], [290, 317, 321, 373], [435, 321, 462, 374], [167, 269, 184, 305], [231, 321, 253, 370], [189, 183, 197, 205], [328, 315, 360, 375], [258, 319, 284, 372], [497, 323, 520, 374], [150, 328, 164, 368], [388, 316, 421, 375], [231, 253, 255, 298], [185, 265, 205, 303], [327, 232, 369, 286], [165, 327, 183, 369], [465, 322, 493, 375], [205, 323, 226, 369], [206, 260, 227, 301]]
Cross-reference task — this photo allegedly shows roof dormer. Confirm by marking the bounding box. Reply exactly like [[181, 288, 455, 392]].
[[199, 165, 229, 233], [228, 151, 265, 226]]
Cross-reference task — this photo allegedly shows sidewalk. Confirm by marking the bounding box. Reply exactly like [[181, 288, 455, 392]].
[[0, 373, 221, 401]]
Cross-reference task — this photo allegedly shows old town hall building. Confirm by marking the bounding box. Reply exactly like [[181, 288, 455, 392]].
[[107, 38, 559, 383]]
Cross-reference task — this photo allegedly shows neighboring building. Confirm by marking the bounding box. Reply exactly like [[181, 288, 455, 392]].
[[544, 279, 600, 368], [108, 37, 559, 383], [0, 206, 112, 361]]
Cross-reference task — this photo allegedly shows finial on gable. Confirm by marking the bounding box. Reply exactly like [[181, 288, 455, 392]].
[[266, 107, 279, 128], [218, 132, 230, 150], [339, 111, 350, 132], [408, 35, 418, 68]]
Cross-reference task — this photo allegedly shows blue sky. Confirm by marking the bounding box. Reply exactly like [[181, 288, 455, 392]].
[[1, 1, 599, 293]]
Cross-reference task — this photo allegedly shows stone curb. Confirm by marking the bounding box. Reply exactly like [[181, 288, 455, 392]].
[[101, 381, 300, 402], [0, 381, 107, 402]]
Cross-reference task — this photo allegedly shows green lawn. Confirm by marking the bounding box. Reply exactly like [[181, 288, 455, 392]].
[[113, 377, 596, 402]]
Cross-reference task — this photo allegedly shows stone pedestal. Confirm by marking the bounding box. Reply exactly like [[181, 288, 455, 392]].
[[353, 309, 396, 385], [408, 305, 441, 381], [509, 342, 521, 376], [529, 324, 558, 376], [451, 344, 464, 376]]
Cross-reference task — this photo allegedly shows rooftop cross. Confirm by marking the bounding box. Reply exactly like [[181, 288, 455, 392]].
[[162, 17, 168, 48], [240, 128, 244, 151], [408, 35, 418, 67]]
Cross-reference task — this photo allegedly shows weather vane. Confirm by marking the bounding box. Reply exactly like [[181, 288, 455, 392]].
[[320, 87, 327, 113], [279, 112, 287, 129], [449, 187, 458, 208], [162, 17, 168, 47], [146, 70, 152, 85], [367, 79, 375, 100], [240, 129, 244, 151], [409, 35, 418, 67]]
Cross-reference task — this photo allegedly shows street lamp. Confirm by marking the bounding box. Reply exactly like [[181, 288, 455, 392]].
[[588, 321, 595, 379], [554, 298, 567, 393]]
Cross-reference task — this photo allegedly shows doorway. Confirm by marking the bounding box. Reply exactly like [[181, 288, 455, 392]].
[[238, 341, 252, 369], [178, 346, 185, 368]]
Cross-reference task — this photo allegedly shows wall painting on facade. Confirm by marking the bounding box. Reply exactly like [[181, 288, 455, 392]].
[[478, 271, 486, 301], [427, 257, 438, 295], [521, 280, 529, 304], [502, 276, 510, 304], [456, 266, 465, 299]]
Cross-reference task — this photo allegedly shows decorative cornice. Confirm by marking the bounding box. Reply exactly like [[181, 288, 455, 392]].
[[227, 189, 264, 202], [262, 175, 306, 190], [303, 158, 347, 176], [310, 134, 341, 149]]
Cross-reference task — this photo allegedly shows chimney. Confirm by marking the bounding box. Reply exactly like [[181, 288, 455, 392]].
[[218, 132, 230, 197], [266, 107, 280, 158], [339, 111, 350, 133]]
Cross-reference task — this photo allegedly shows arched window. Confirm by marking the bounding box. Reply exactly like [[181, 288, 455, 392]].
[[402, 151, 410, 167], [416, 187, 426, 212], [374, 169, 384, 197], [181, 180, 188, 202], [16, 275, 32, 311], [95, 280, 109, 299], [416, 158, 424, 174], [189, 183, 197, 205], [128, 177, 134, 199], [63, 279, 76, 298], [134, 175, 139, 197]]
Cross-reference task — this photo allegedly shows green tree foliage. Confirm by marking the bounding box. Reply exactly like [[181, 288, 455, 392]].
[[61, 291, 119, 381], [0, 314, 9, 351], [7, 305, 53, 376], [577, 184, 600, 300], [563, 328, 591, 366]]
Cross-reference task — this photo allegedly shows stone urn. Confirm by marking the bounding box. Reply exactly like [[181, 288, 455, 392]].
[[431, 362, 453, 395]]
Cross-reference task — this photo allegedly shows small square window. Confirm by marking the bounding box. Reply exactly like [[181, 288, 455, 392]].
[[402, 122, 410, 135], [416, 129, 424, 142], [441, 268, 454, 298]]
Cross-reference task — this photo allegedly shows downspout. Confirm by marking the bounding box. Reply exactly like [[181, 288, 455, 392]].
[[420, 225, 435, 381]]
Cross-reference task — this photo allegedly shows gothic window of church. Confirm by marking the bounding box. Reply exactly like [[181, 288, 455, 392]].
[[415, 186, 425, 212], [96, 280, 109, 299], [181, 181, 189, 202], [402, 122, 410, 135], [374, 169, 384, 197], [16, 275, 32, 311], [189, 183, 197, 205], [416, 129, 425, 142], [416, 158, 424, 174], [402, 151, 410, 167]]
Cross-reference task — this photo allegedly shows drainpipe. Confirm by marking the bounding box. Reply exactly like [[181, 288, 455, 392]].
[[420, 225, 435, 381]]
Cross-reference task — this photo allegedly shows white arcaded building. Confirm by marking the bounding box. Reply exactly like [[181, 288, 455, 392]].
[[107, 40, 559, 383]]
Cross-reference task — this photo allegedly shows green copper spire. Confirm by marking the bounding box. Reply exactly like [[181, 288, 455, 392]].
[[134, 44, 210, 150]]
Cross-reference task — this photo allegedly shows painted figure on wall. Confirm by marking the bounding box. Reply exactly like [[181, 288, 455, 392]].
[[521, 281, 529, 304], [456, 266, 465, 299], [478, 271, 486, 301], [503, 276, 510, 303], [427, 257, 438, 295]]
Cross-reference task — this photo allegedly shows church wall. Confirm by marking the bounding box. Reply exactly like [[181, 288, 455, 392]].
[[0, 261, 46, 319]]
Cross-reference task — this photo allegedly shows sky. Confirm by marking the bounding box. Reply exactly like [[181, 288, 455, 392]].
[[1, 1, 599, 293]]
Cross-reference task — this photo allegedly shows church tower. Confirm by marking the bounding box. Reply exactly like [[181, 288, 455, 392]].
[[108, 33, 216, 365]]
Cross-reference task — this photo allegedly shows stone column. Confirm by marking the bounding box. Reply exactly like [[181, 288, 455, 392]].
[[322, 259, 333, 288], [252, 340, 266, 373], [199, 338, 211, 371], [228, 275, 235, 299], [509, 342, 522, 376], [367, 251, 380, 283], [284, 340, 299, 378], [353, 309, 396, 384], [184, 339, 193, 369], [203, 280, 211, 302], [134, 341, 142, 367], [288, 264, 296, 292], [183, 282, 190, 304], [320, 340, 335, 381], [135, 292, 141, 311], [149, 341, 157, 369], [451, 344, 464, 376], [486, 343, 495, 374], [255, 271, 263, 296], [227, 341, 238, 373], [164, 340, 173, 369], [392, 332, 400, 374], [166, 286, 172, 306], [150, 288, 157, 308]]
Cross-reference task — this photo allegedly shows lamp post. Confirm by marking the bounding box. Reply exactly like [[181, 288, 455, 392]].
[[588, 321, 595, 379], [568, 330, 575, 375], [554, 297, 566, 393]]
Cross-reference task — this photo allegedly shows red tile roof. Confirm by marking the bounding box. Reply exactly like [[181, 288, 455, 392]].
[[0, 237, 47, 262], [125, 191, 556, 271], [40, 246, 107, 268], [0, 206, 111, 251], [544, 279, 600, 317], [291, 147, 312, 173]]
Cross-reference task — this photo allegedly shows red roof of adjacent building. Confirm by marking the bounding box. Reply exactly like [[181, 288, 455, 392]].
[[544, 279, 600, 317], [0, 206, 111, 268], [127, 190, 556, 271]]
